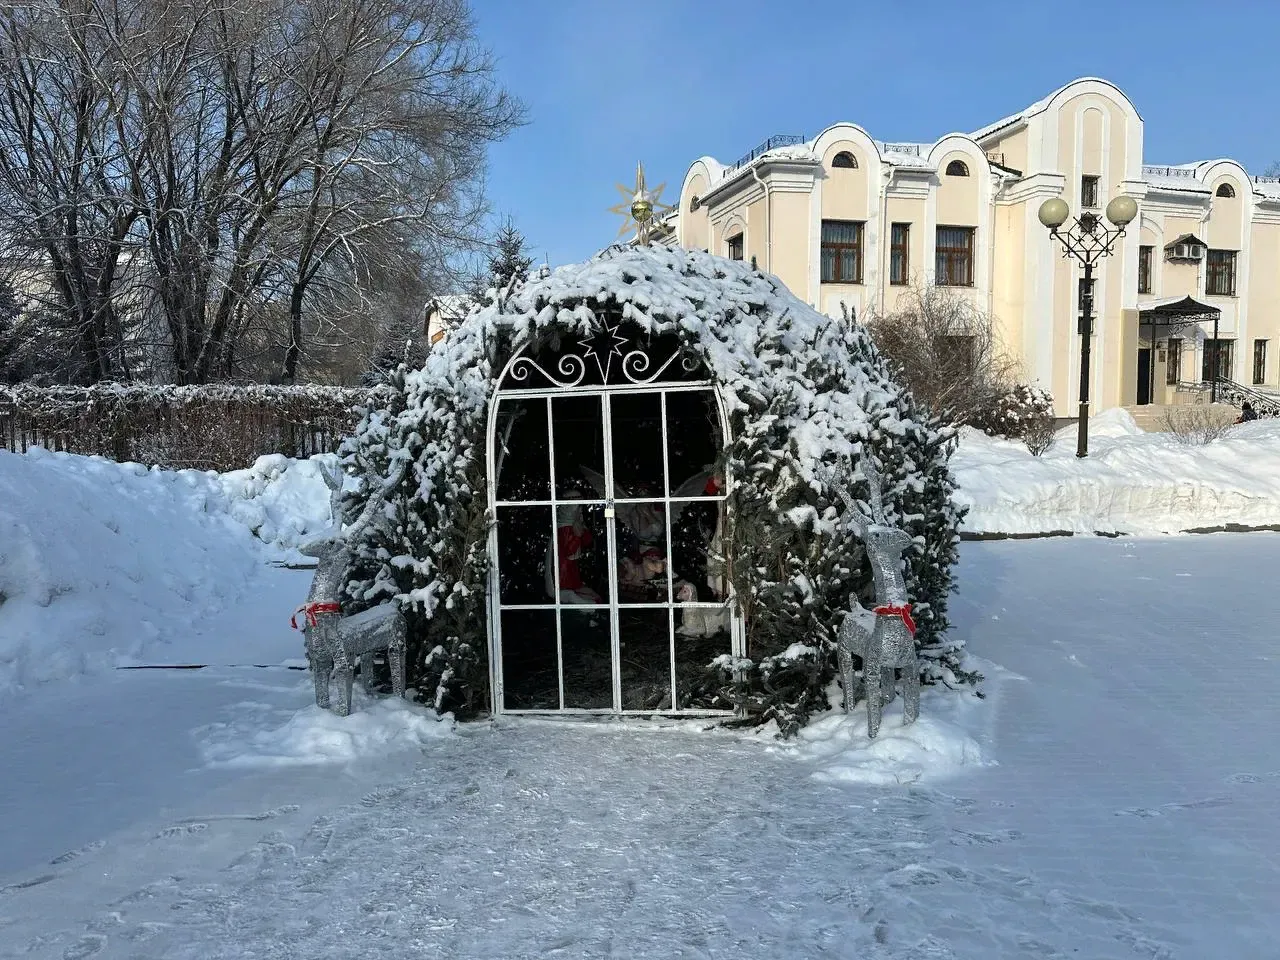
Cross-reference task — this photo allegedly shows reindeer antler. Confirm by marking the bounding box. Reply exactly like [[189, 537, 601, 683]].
[[826, 457, 870, 537], [860, 457, 889, 526], [340, 458, 411, 544]]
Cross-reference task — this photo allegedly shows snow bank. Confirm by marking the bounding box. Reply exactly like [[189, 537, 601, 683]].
[[0, 448, 331, 690], [217, 453, 339, 550], [781, 690, 990, 786], [198, 696, 455, 767], [954, 409, 1280, 535]]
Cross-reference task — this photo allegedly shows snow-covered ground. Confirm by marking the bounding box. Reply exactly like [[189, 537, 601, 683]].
[[2, 533, 1279, 959], [3, 424, 1280, 958], [955, 409, 1280, 536], [0, 449, 335, 690]]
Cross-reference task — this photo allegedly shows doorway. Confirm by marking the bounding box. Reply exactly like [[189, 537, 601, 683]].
[[487, 336, 739, 716], [1137, 348, 1152, 405]]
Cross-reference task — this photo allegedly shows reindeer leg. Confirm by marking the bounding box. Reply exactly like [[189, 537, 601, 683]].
[[305, 631, 333, 710], [359, 652, 376, 693], [838, 643, 854, 713], [333, 649, 355, 717], [312, 654, 332, 710], [864, 632, 884, 739], [880, 666, 897, 707], [388, 638, 407, 699], [903, 655, 920, 726]]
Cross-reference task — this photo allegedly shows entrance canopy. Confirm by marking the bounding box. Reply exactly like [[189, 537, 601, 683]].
[[1137, 295, 1225, 400], [1138, 295, 1221, 329]]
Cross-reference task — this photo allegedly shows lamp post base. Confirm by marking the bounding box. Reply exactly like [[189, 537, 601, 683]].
[[1076, 400, 1090, 458]]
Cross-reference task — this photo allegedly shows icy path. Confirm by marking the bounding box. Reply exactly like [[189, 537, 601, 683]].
[[2, 536, 1279, 959]]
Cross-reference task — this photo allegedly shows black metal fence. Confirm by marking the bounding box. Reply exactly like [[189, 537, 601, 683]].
[[0, 383, 386, 471]]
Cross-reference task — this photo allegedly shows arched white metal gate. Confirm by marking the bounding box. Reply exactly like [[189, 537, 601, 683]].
[[484, 324, 741, 716]]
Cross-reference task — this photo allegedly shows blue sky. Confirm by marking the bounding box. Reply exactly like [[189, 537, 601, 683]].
[[473, 0, 1275, 270]]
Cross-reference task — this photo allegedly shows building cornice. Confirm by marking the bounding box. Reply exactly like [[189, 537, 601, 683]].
[[697, 157, 820, 209], [886, 167, 933, 200], [994, 172, 1066, 205]]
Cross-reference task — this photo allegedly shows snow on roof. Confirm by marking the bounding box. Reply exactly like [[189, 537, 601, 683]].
[[426, 245, 922, 483], [875, 142, 934, 169], [970, 91, 1055, 142], [1251, 178, 1280, 201], [1142, 164, 1211, 194]]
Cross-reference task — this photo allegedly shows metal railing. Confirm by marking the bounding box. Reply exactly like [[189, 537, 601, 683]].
[[724, 134, 806, 176], [1215, 378, 1280, 417], [1142, 165, 1199, 180], [881, 142, 923, 156]]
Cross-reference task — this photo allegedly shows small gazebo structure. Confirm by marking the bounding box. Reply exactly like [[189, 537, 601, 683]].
[[1137, 295, 1222, 403], [337, 245, 968, 728]]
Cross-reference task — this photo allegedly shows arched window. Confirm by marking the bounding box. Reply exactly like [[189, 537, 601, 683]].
[[1216, 183, 1236, 198], [832, 151, 858, 169], [945, 159, 969, 177]]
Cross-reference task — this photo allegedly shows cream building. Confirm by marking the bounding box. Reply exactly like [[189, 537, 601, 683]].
[[666, 77, 1280, 416]]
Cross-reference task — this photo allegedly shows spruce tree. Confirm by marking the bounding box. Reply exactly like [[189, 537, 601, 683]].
[[468, 220, 534, 308]]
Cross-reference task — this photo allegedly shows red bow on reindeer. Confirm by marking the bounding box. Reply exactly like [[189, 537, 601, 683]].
[[873, 603, 916, 636], [291, 601, 341, 630]]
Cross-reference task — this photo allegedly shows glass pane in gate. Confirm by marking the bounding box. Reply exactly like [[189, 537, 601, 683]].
[[552, 501, 611, 605], [615, 500, 669, 605], [497, 505, 553, 605], [619, 608, 673, 711], [665, 389, 723, 498], [671, 499, 727, 603], [551, 395, 605, 499], [501, 610, 559, 710], [494, 398, 550, 502], [610, 392, 665, 497], [561, 610, 613, 709], [675, 607, 733, 710]]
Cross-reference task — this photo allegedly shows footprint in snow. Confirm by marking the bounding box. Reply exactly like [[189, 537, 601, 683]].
[[154, 823, 208, 839], [61, 934, 107, 959], [360, 786, 405, 807], [949, 828, 1022, 846], [51, 839, 107, 865], [1, 874, 57, 895]]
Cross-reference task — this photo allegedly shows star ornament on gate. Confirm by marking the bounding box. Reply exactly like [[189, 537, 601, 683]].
[[609, 162, 673, 245], [577, 320, 629, 382]]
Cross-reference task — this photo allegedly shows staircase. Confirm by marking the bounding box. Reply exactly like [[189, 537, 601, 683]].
[[1214, 379, 1280, 417]]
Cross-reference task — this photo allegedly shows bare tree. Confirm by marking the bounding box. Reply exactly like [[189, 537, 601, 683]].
[[0, 0, 521, 385], [0, 2, 149, 382], [863, 283, 1020, 425]]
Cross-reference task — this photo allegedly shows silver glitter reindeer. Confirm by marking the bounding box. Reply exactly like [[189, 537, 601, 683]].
[[293, 462, 408, 717], [832, 458, 920, 739]]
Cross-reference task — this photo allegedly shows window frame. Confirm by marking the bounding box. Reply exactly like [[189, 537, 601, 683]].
[[1138, 245, 1153, 294], [889, 222, 910, 286], [1081, 175, 1100, 209], [1216, 183, 1236, 199], [1166, 337, 1182, 385], [944, 159, 969, 177], [1202, 338, 1235, 382], [935, 226, 975, 287], [726, 233, 744, 262], [831, 151, 858, 169], [1205, 249, 1237, 297], [1254, 339, 1268, 385], [820, 219, 864, 284]]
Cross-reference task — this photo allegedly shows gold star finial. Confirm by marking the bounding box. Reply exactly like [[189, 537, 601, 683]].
[[608, 161, 673, 245]]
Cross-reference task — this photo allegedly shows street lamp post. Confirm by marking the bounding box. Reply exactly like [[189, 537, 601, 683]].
[[1037, 195, 1138, 457]]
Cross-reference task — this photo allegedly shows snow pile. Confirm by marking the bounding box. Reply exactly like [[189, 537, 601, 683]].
[[953, 409, 1280, 535], [782, 691, 989, 786], [199, 696, 455, 768], [217, 453, 339, 550], [0, 448, 318, 690]]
